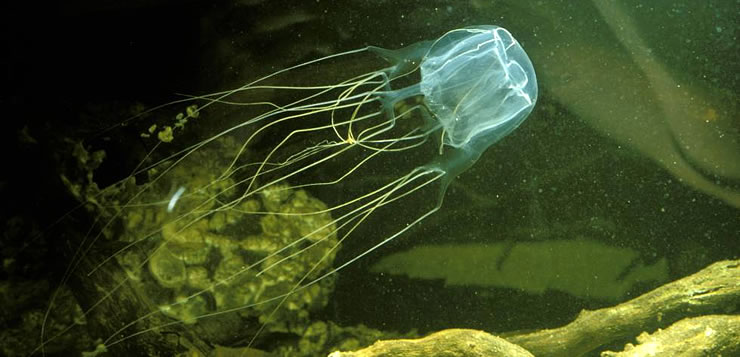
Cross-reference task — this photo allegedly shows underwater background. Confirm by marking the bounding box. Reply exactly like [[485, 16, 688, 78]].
[[3, 0, 738, 356]]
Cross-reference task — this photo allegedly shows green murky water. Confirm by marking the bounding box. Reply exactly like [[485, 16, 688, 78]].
[[3, 1, 737, 356]]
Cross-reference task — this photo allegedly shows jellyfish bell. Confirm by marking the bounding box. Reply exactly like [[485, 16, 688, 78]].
[[417, 26, 537, 179], [39, 25, 537, 355]]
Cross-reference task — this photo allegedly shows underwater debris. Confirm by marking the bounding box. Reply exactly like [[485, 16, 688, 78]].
[[372, 238, 669, 302]]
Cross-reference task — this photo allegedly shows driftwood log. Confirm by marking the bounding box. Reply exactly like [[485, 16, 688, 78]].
[[327, 329, 533, 357], [601, 314, 740, 357], [329, 259, 740, 357]]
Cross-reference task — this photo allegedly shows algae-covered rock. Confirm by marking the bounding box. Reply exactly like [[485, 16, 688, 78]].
[[96, 136, 341, 345]]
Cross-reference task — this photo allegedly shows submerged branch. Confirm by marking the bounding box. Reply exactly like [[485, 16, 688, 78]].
[[329, 259, 740, 357], [601, 314, 740, 357], [328, 329, 533, 357]]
